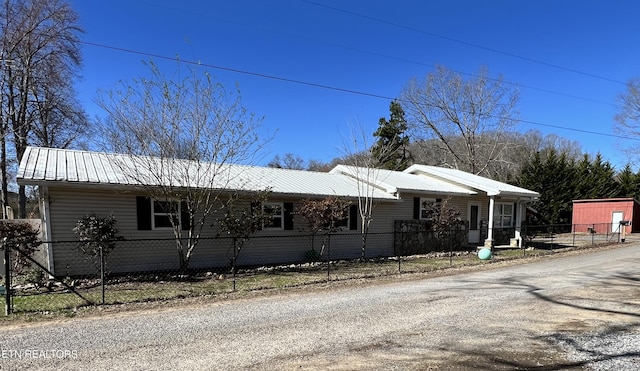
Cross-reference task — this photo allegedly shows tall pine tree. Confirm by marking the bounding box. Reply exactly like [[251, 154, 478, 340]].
[[519, 150, 626, 225], [574, 153, 620, 199], [372, 100, 411, 170], [518, 149, 576, 224], [616, 164, 639, 198]]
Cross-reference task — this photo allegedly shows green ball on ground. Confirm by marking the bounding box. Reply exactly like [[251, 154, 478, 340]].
[[478, 248, 492, 260]]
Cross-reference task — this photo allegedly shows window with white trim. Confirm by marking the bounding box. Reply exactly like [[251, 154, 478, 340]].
[[136, 196, 189, 231], [263, 202, 284, 230], [419, 197, 436, 220], [493, 203, 513, 228], [152, 200, 179, 229]]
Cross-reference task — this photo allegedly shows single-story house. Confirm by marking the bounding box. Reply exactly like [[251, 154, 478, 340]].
[[17, 146, 539, 276], [572, 198, 640, 234]]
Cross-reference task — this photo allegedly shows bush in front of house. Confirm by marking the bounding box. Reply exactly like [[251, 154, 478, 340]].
[[73, 213, 122, 273], [0, 221, 41, 276]]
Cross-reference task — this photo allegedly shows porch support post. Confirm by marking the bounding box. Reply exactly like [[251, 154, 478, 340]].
[[485, 196, 495, 248], [515, 201, 523, 248], [40, 186, 55, 276]]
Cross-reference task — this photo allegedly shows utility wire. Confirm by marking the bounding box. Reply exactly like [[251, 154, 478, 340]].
[[324, 42, 615, 107], [81, 40, 631, 141], [81, 41, 395, 101], [302, 0, 627, 86], [102, 1, 616, 107]]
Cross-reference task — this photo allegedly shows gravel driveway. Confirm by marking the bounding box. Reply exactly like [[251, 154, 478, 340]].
[[1, 244, 639, 370]]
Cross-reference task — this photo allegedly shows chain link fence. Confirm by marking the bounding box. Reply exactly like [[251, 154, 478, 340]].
[[1, 222, 628, 315]]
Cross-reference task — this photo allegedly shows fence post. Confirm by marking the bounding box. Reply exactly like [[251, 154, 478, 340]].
[[232, 237, 237, 292], [397, 231, 401, 274], [449, 230, 453, 267], [3, 237, 11, 315], [326, 234, 331, 283], [100, 244, 105, 305], [522, 224, 526, 257]]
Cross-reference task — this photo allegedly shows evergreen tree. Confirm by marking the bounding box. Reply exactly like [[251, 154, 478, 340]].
[[574, 153, 619, 199], [616, 164, 638, 198], [518, 149, 576, 224], [519, 150, 627, 226], [372, 100, 411, 170]]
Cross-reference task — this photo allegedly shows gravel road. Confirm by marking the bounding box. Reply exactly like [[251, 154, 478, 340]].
[[1, 244, 639, 370]]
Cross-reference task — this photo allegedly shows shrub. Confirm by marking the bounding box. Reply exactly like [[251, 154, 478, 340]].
[[0, 221, 42, 276], [73, 213, 122, 272]]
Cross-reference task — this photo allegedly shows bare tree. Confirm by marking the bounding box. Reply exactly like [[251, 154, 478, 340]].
[[30, 58, 89, 148], [96, 60, 269, 272], [400, 65, 519, 176], [615, 77, 640, 160], [267, 153, 306, 170], [409, 129, 583, 183], [0, 0, 86, 218], [340, 124, 395, 260]]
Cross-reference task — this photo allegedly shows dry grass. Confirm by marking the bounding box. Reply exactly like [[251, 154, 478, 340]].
[[4, 244, 592, 319]]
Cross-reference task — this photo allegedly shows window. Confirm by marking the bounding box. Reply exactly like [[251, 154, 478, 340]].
[[334, 204, 358, 230], [334, 216, 349, 229], [152, 200, 179, 229], [419, 197, 436, 220], [413, 197, 442, 220], [494, 203, 514, 228], [263, 202, 284, 229], [136, 196, 189, 231], [469, 204, 479, 231]]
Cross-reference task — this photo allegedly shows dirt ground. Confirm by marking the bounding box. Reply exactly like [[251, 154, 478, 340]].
[[258, 245, 640, 370], [2, 244, 638, 370]]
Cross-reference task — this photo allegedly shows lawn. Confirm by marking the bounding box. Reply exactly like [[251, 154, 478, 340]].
[[5, 247, 563, 317]]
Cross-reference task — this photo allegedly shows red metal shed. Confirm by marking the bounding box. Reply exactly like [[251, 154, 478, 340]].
[[572, 198, 640, 234]]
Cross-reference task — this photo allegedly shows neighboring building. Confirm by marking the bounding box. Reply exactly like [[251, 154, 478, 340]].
[[572, 198, 640, 234], [17, 146, 539, 276]]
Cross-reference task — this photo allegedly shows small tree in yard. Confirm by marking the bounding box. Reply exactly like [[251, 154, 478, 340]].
[[342, 123, 397, 260], [217, 189, 273, 290], [0, 221, 41, 276], [73, 213, 122, 273], [422, 199, 466, 250], [296, 196, 352, 260], [96, 60, 268, 273]]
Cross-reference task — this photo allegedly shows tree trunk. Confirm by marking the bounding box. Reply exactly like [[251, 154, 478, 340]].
[[1, 134, 7, 219]]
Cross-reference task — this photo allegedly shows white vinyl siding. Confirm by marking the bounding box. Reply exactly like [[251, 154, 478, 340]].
[[43, 187, 484, 275]]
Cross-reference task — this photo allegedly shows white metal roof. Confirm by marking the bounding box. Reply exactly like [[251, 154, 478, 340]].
[[17, 147, 398, 200], [404, 164, 539, 199], [330, 165, 477, 196], [17, 147, 539, 201]]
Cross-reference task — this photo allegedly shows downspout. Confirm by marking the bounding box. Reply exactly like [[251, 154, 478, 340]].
[[40, 186, 55, 275]]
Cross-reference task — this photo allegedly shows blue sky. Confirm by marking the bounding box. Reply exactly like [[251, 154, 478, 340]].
[[69, 0, 640, 169]]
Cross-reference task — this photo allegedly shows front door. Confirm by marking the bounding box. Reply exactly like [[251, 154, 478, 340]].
[[468, 202, 480, 244]]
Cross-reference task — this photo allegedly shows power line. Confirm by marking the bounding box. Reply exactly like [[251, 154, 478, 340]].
[[81, 40, 630, 141], [81, 41, 396, 101], [515, 118, 630, 140], [85, 1, 616, 107], [301, 0, 627, 86], [329, 43, 615, 107]]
